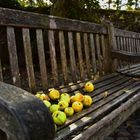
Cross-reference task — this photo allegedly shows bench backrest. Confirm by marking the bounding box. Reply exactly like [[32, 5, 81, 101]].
[[0, 7, 139, 92]]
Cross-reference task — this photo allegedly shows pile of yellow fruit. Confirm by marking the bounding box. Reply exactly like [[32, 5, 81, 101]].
[[35, 81, 94, 129]]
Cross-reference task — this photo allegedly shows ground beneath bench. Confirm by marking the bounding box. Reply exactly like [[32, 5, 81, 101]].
[[105, 109, 140, 140]]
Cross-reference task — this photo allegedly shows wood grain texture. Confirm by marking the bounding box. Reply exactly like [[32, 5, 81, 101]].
[[0, 7, 107, 34], [84, 33, 90, 76], [36, 29, 48, 88], [22, 28, 36, 90], [59, 31, 68, 83], [76, 33, 84, 79], [48, 30, 58, 85], [115, 28, 140, 38], [0, 81, 55, 140], [7, 27, 20, 86], [78, 87, 140, 140], [111, 50, 140, 62], [68, 32, 77, 81], [95, 34, 102, 73], [90, 33, 97, 73]]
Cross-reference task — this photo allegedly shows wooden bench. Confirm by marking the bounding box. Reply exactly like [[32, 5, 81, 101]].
[[0, 7, 140, 140]]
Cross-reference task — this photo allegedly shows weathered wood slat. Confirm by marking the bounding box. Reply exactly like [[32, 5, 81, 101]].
[[22, 28, 36, 90], [68, 32, 77, 81], [78, 85, 140, 140], [7, 27, 20, 86], [76, 33, 84, 79], [56, 79, 139, 140], [111, 50, 140, 62], [117, 63, 140, 72], [0, 59, 3, 81], [59, 31, 68, 83], [0, 7, 107, 34], [36, 29, 48, 88], [115, 28, 140, 38], [95, 34, 102, 72], [84, 33, 90, 77], [101, 35, 105, 57], [59, 73, 119, 93], [58, 75, 131, 131], [90, 33, 97, 74], [48, 30, 58, 85]]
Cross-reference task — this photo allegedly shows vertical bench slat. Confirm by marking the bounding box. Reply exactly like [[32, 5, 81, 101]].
[[84, 33, 90, 77], [134, 38, 136, 53], [7, 27, 21, 86], [101, 35, 106, 58], [126, 37, 129, 52], [0, 59, 3, 81], [95, 34, 102, 72], [90, 33, 97, 73], [137, 39, 139, 52], [130, 38, 133, 52], [76, 32, 84, 79], [36, 29, 48, 88], [48, 30, 58, 85], [22, 28, 36, 90], [59, 31, 68, 83], [129, 38, 131, 52], [68, 32, 77, 81]]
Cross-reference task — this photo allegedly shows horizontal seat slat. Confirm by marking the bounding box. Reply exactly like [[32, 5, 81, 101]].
[[76, 85, 140, 140], [111, 50, 140, 62], [56, 81, 140, 140], [57, 76, 132, 131]]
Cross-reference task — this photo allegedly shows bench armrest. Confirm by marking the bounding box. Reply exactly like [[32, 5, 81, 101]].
[[111, 50, 140, 62]]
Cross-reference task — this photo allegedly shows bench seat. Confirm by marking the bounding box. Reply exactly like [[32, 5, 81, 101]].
[[55, 73, 140, 140], [117, 63, 140, 78]]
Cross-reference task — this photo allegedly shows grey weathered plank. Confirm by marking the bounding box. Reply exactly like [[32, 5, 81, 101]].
[[111, 50, 140, 62], [95, 34, 102, 72], [0, 59, 3, 81], [115, 28, 140, 38], [59, 31, 68, 83], [84, 33, 90, 76], [56, 78, 138, 140], [48, 30, 58, 85], [22, 28, 36, 90], [76, 32, 84, 79], [90, 33, 97, 73], [36, 29, 48, 88], [78, 85, 140, 140], [68, 32, 77, 81], [0, 7, 107, 34], [101, 35, 106, 57], [7, 27, 20, 86]]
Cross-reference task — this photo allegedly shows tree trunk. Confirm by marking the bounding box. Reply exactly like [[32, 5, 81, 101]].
[[50, 0, 72, 17]]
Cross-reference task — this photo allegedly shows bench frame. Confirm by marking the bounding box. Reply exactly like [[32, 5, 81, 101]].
[[0, 7, 140, 140]]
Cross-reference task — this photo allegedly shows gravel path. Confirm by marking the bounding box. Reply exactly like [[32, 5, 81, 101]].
[[105, 109, 140, 140]]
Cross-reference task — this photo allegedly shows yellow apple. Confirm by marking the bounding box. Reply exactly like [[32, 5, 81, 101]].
[[64, 107, 74, 117], [72, 101, 83, 113], [84, 82, 94, 92], [83, 95, 92, 107], [43, 100, 51, 108], [70, 93, 84, 103], [49, 89, 60, 100], [50, 104, 60, 113], [52, 111, 67, 125], [60, 93, 70, 103], [58, 100, 69, 110]]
